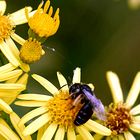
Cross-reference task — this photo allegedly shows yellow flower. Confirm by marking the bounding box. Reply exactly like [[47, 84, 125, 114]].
[[0, 98, 32, 140], [0, 63, 28, 105], [95, 71, 140, 140], [0, 0, 35, 72], [15, 68, 111, 140], [25, 0, 60, 38]]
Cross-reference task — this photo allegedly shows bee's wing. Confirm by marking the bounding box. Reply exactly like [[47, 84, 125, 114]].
[[83, 89, 106, 120]]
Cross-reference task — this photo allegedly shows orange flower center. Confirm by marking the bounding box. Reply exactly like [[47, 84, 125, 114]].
[[105, 103, 132, 135], [46, 90, 83, 127]]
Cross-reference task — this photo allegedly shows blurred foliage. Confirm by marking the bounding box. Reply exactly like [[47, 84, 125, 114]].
[[7, 0, 140, 137]]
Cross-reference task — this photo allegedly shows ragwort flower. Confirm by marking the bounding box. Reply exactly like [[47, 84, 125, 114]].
[[0, 99, 32, 140], [15, 68, 111, 140], [0, 0, 34, 72], [25, 0, 60, 39], [0, 63, 28, 105], [95, 71, 140, 140]]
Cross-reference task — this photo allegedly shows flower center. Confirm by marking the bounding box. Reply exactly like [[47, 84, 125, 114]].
[[26, 0, 60, 38], [105, 103, 132, 135], [19, 38, 42, 64], [0, 14, 14, 41], [46, 90, 83, 127]]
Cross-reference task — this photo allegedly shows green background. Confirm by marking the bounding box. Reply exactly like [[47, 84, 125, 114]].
[[5, 0, 140, 138]]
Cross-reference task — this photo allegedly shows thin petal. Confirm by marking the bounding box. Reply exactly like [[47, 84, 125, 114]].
[[93, 134, 104, 140], [130, 123, 140, 133], [76, 125, 94, 140], [5, 37, 30, 72], [15, 101, 47, 107], [106, 137, 111, 140], [16, 73, 28, 85], [17, 94, 52, 101], [9, 7, 32, 25], [124, 131, 135, 140], [10, 112, 32, 140], [72, 67, 81, 84], [11, 33, 25, 45], [0, 0, 6, 15], [133, 116, 140, 122], [67, 127, 76, 140], [19, 107, 48, 126], [0, 99, 13, 114], [106, 71, 123, 103], [118, 134, 125, 140], [130, 104, 140, 115], [0, 42, 20, 67], [32, 74, 58, 95], [0, 91, 19, 97], [23, 113, 50, 136], [0, 119, 19, 140], [84, 119, 111, 136], [0, 63, 16, 74], [0, 69, 23, 82], [57, 72, 68, 90], [126, 72, 140, 107], [76, 135, 84, 140], [54, 126, 65, 140], [37, 124, 49, 140], [0, 83, 25, 92], [41, 123, 58, 140], [88, 83, 94, 91]]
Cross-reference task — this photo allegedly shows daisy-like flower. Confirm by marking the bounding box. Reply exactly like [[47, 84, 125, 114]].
[[15, 68, 111, 140], [25, 0, 60, 39], [0, 98, 32, 140], [95, 71, 140, 140], [0, 63, 28, 105], [0, 0, 35, 72]]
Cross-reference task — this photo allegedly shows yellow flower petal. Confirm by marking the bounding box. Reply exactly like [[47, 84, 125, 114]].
[[130, 123, 140, 133], [37, 124, 49, 140], [16, 73, 28, 85], [76, 125, 94, 140], [72, 67, 81, 84], [0, 119, 19, 140], [32, 74, 58, 95], [11, 32, 25, 45], [0, 69, 23, 82], [0, 42, 20, 67], [0, 63, 16, 74], [88, 83, 94, 91], [133, 116, 140, 122], [0, 0, 6, 15], [15, 101, 47, 107], [0, 99, 13, 114], [84, 119, 111, 136], [93, 134, 104, 140], [41, 123, 58, 140], [106, 137, 111, 140], [23, 113, 50, 136], [0, 83, 25, 92], [106, 71, 123, 103], [67, 127, 76, 140], [76, 134, 84, 140], [0, 91, 19, 97], [5, 37, 30, 72], [19, 107, 48, 126], [124, 131, 135, 140], [10, 112, 32, 140], [112, 137, 118, 140], [57, 72, 68, 90], [9, 7, 32, 25], [17, 94, 52, 101], [118, 134, 125, 140], [130, 104, 140, 115], [54, 126, 65, 140], [126, 72, 140, 107]]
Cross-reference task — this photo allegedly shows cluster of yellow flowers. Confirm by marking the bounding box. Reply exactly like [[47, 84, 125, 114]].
[[0, 1, 140, 140]]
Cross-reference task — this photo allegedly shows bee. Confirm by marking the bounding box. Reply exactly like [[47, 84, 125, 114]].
[[69, 83, 106, 126]]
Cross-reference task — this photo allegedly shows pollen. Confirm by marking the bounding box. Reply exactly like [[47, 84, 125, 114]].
[[46, 90, 83, 127], [105, 103, 132, 135], [19, 38, 42, 64], [26, 0, 60, 38], [0, 14, 14, 41]]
